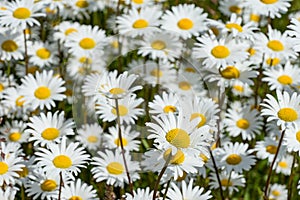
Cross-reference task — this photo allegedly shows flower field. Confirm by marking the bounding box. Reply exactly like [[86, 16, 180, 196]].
[[1, 0, 300, 199]]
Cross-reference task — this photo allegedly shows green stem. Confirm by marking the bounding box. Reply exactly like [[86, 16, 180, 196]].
[[287, 153, 297, 200]]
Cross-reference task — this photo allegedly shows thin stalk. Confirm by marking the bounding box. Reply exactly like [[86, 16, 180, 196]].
[[114, 98, 134, 196], [23, 29, 29, 75], [162, 179, 171, 200], [287, 152, 297, 200], [263, 129, 286, 199], [58, 171, 63, 200]]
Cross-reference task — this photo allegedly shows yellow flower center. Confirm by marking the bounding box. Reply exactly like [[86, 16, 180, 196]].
[[64, 28, 78, 36], [220, 66, 240, 79], [52, 155, 72, 168], [114, 138, 128, 147], [296, 131, 300, 143], [9, 132, 21, 142], [267, 40, 284, 51], [190, 113, 207, 128], [277, 108, 298, 122], [247, 48, 256, 56], [13, 7, 31, 19], [0, 83, 4, 91], [277, 75, 293, 85], [0, 162, 8, 175], [1, 40, 18, 52], [132, 0, 144, 4], [79, 56, 92, 64], [226, 154, 242, 165], [250, 14, 260, 22], [69, 196, 83, 200], [75, 0, 89, 8], [109, 88, 125, 95], [40, 179, 57, 192], [163, 148, 185, 164], [266, 57, 280, 66], [87, 135, 98, 143], [233, 85, 244, 92], [15, 96, 25, 107], [266, 145, 277, 154], [236, 118, 250, 129], [229, 5, 242, 14], [221, 178, 233, 186], [260, 0, 278, 4], [272, 190, 281, 196], [111, 40, 119, 49], [79, 38, 96, 50], [151, 40, 166, 50], [278, 161, 288, 168], [111, 105, 128, 116], [34, 86, 51, 100], [225, 23, 243, 32], [163, 105, 177, 113], [36, 48, 51, 59], [199, 153, 209, 163], [28, 66, 39, 74], [132, 19, 149, 29], [165, 128, 190, 148], [106, 162, 124, 175], [185, 67, 196, 73], [177, 18, 194, 30], [211, 45, 230, 59], [150, 69, 163, 77], [178, 81, 191, 91], [17, 167, 28, 178], [41, 128, 60, 140]]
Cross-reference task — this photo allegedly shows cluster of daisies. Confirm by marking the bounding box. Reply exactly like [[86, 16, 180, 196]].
[[1, 0, 300, 199]]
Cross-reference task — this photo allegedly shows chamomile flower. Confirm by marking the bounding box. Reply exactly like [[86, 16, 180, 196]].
[[124, 187, 154, 200], [161, 4, 208, 39], [274, 154, 293, 175], [82, 72, 107, 97], [91, 149, 140, 188], [75, 123, 104, 151], [0, 30, 24, 60], [261, 90, 300, 129], [19, 70, 66, 110], [231, 80, 253, 97], [26, 111, 74, 147], [0, 186, 17, 200], [284, 123, 300, 155], [287, 18, 300, 53], [60, 179, 97, 200], [35, 136, 90, 179], [268, 184, 288, 200], [125, 0, 155, 9], [149, 92, 180, 116], [166, 179, 212, 200], [116, 7, 161, 37], [2, 87, 30, 115], [53, 21, 81, 44], [0, 120, 28, 143], [0, 0, 45, 30], [219, 0, 243, 17], [28, 41, 58, 68]]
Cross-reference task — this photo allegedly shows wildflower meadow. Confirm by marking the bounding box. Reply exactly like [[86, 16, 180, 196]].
[[1, 0, 300, 199]]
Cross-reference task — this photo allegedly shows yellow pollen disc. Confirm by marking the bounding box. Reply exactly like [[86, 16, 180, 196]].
[[266, 57, 280, 66], [109, 88, 125, 95], [272, 190, 281, 196], [114, 137, 128, 147], [64, 28, 78, 36], [225, 23, 243, 32], [260, 0, 278, 4], [40, 179, 57, 192], [16, 96, 25, 107], [1, 40, 18, 52], [163, 105, 177, 113], [226, 154, 242, 165], [41, 128, 60, 140], [229, 5, 242, 14], [69, 196, 83, 200], [111, 105, 128, 116], [220, 66, 240, 79], [17, 167, 28, 178], [236, 118, 250, 129], [132, 19, 149, 29], [278, 161, 288, 168], [106, 162, 124, 175], [277, 108, 298, 122], [296, 131, 300, 143], [247, 48, 256, 56], [13, 7, 31, 19], [267, 40, 284, 51], [34, 86, 51, 100], [150, 69, 163, 77], [266, 145, 277, 154], [87, 135, 98, 143], [28, 66, 39, 74], [36, 48, 51, 59], [277, 75, 293, 85], [211, 45, 230, 59], [199, 153, 209, 163], [79, 56, 92, 64], [75, 0, 89, 8], [45, 7, 56, 14], [133, 0, 144, 4], [190, 113, 207, 128], [178, 81, 191, 91], [176, 171, 187, 182], [52, 155, 72, 168], [24, 28, 31, 35], [185, 67, 196, 73], [65, 89, 73, 97], [0, 162, 9, 175], [177, 18, 194, 30], [165, 128, 190, 148], [151, 40, 166, 50], [163, 148, 185, 164], [210, 27, 220, 36], [9, 132, 21, 142], [79, 38, 96, 50], [233, 85, 244, 92], [111, 40, 119, 49], [250, 14, 260, 22], [0, 83, 4, 91], [221, 178, 233, 186]]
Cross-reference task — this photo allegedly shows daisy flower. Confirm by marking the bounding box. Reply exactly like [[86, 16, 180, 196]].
[[261, 90, 300, 129], [116, 7, 161, 37], [75, 123, 104, 151], [91, 149, 140, 188], [0, 30, 24, 61], [125, 0, 155, 9], [166, 179, 212, 200], [19, 70, 66, 110], [137, 31, 183, 62], [149, 92, 180, 116], [287, 18, 300, 53], [53, 21, 81, 44], [34, 136, 90, 179], [231, 80, 253, 97], [0, 186, 17, 200], [284, 123, 300, 155], [60, 179, 98, 200], [274, 154, 293, 175], [82, 72, 107, 98], [124, 187, 154, 200], [0, 0, 45, 30], [26, 111, 74, 147], [0, 120, 28, 144], [217, 142, 256, 173], [219, 0, 243, 17], [2, 87, 30, 115], [193, 33, 249, 69], [268, 184, 288, 200], [161, 4, 208, 39]]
